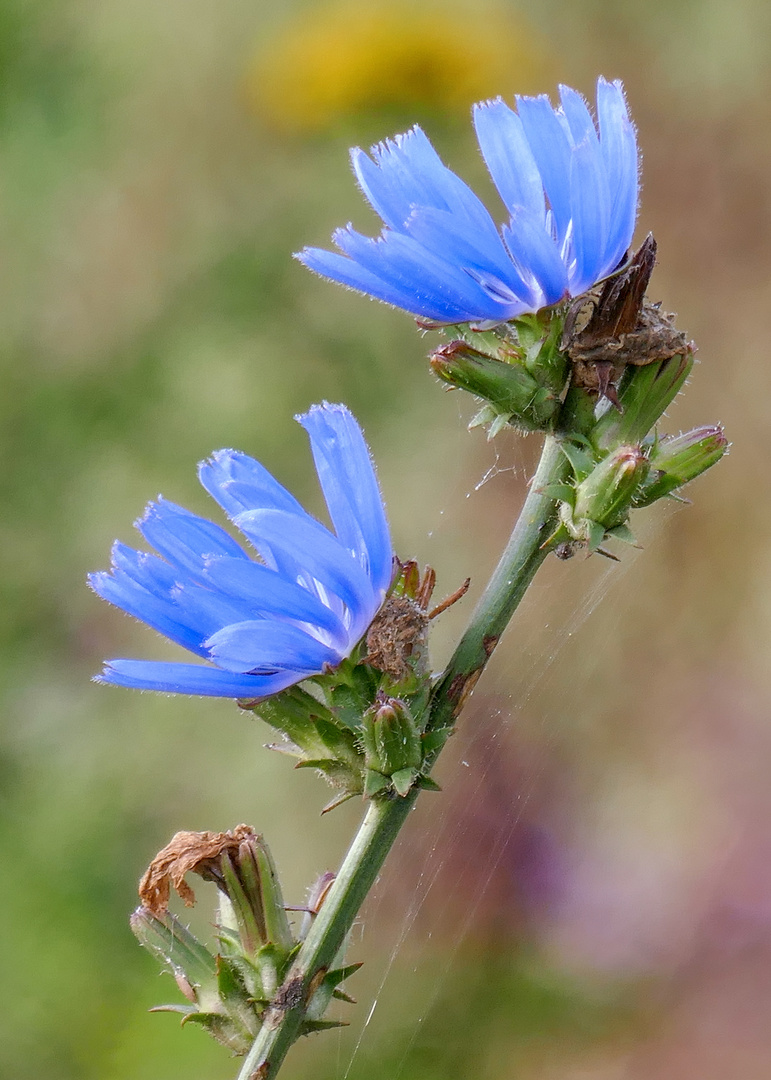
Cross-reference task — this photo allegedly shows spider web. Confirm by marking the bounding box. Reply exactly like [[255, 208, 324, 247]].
[[323, 434, 646, 1080]]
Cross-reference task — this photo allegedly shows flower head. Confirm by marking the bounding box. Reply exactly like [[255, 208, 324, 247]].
[[297, 77, 639, 326], [90, 403, 393, 698]]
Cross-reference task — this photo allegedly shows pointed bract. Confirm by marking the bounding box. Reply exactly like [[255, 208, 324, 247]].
[[90, 404, 392, 698], [297, 78, 639, 325]]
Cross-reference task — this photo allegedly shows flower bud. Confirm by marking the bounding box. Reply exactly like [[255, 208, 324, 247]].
[[131, 825, 364, 1048], [593, 351, 694, 449], [634, 425, 727, 506], [136, 825, 293, 959], [430, 341, 562, 433], [563, 445, 649, 550], [361, 695, 422, 796], [574, 445, 649, 525], [222, 830, 294, 956]]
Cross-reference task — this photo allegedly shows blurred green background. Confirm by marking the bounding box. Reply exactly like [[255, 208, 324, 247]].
[[2, 0, 771, 1077]]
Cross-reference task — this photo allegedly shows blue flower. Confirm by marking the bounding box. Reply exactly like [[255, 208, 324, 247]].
[[297, 77, 638, 326], [90, 403, 393, 698]]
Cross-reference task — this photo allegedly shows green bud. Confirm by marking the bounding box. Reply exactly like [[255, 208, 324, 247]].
[[360, 696, 422, 792], [561, 445, 649, 550], [136, 826, 294, 964], [634, 425, 728, 506], [574, 445, 649, 527], [430, 341, 561, 433], [132, 826, 307, 1050], [593, 351, 694, 449], [441, 309, 566, 388], [220, 831, 294, 958]]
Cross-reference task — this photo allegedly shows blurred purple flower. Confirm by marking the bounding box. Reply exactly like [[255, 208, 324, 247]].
[[297, 77, 639, 326], [90, 403, 392, 698]]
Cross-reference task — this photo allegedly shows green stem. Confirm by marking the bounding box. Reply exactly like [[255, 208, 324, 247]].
[[235, 795, 416, 1080], [427, 433, 568, 735], [234, 433, 568, 1080]]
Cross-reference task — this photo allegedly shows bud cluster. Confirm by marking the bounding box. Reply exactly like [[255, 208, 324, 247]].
[[129, 562, 463, 1047], [544, 357, 727, 556], [131, 826, 360, 1053], [426, 237, 726, 558], [430, 312, 568, 437], [243, 561, 460, 810]]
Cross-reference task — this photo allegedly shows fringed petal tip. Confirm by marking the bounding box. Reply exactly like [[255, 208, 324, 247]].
[[297, 77, 640, 325], [89, 405, 393, 701]]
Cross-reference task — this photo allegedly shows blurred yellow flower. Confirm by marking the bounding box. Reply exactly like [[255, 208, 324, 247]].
[[247, 2, 552, 134]]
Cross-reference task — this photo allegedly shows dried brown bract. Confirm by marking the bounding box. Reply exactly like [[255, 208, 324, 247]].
[[364, 562, 469, 683], [562, 234, 691, 404], [364, 595, 429, 683]]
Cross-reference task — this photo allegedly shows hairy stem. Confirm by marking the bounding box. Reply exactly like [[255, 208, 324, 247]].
[[234, 433, 568, 1080], [427, 433, 567, 734], [235, 795, 416, 1080]]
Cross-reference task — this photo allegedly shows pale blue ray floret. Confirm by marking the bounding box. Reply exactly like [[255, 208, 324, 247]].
[[297, 77, 639, 326], [90, 403, 393, 698]]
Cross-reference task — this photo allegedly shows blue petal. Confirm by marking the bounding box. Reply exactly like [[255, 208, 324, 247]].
[[297, 402, 393, 597], [97, 659, 302, 698], [596, 77, 638, 271], [404, 205, 526, 292], [568, 135, 611, 294], [473, 99, 545, 222], [137, 498, 247, 579], [501, 208, 569, 307], [88, 570, 208, 655], [303, 224, 521, 322], [93, 541, 252, 651], [353, 126, 499, 236], [198, 449, 306, 520], [463, 268, 533, 316], [297, 80, 640, 322], [110, 541, 179, 596], [516, 93, 573, 244], [202, 555, 349, 647], [205, 619, 341, 674], [198, 451, 321, 572], [558, 85, 598, 149], [297, 245, 451, 320], [170, 582, 258, 639], [352, 130, 439, 230], [333, 227, 515, 323], [234, 508, 377, 618]]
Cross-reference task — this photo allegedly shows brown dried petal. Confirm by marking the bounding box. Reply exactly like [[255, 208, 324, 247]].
[[138, 824, 256, 915]]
